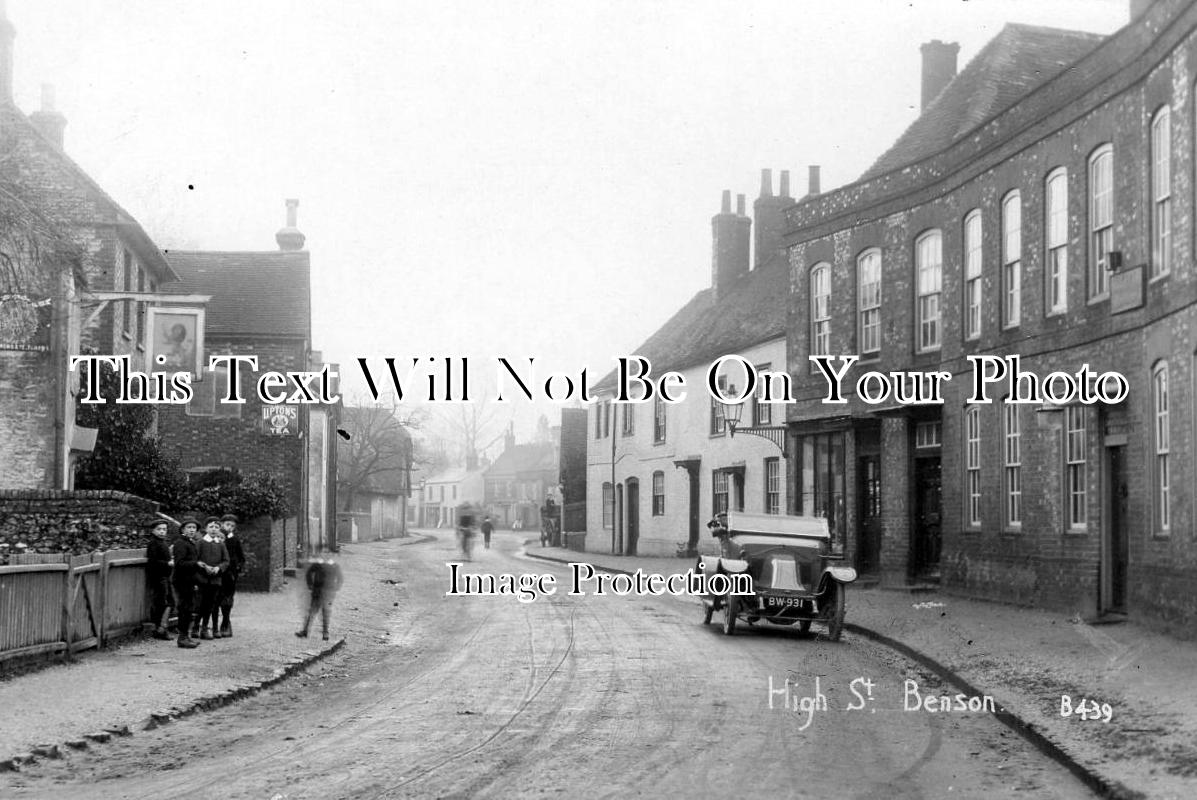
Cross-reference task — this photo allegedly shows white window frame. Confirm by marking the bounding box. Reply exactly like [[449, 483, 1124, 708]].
[[1065, 405, 1087, 531], [965, 406, 981, 527], [810, 263, 831, 360], [1045, 169, 1068, 314], [963, 210, 982, 340], [857, 248, 881, 356], [1153, 362, 1170, 534], [1151, 106, 1172, 278], [1004, 403, 1021, 529], [653, 395, 666, 444], [915, 230, 942, 352], [1088, 144, 1113, 299], [1001, 190, 1021, 328], [765, 458, 780, 515]]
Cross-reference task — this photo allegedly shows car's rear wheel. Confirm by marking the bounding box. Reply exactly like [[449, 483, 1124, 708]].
[[722, 595, 738, 636], [824, 583, 846, 642]]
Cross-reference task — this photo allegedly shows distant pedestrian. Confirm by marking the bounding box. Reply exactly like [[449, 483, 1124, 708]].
[[296, 555, 343, 641], [145, 518, 173, 640], [481, 516, 493, 550], [218, 513, 245, 637], [172, 517, 201, 648], [195, 516, 230, 640]]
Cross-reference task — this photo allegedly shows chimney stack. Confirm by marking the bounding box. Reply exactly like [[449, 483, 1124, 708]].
[[711, 189, 751, 300], [0, 1, 15, 105], [753, 167, 792, 269], [920, 40, 960, 112], [275, 198, 306, 251], [29, 84, 66, 148], [807, 165, 821, 197]]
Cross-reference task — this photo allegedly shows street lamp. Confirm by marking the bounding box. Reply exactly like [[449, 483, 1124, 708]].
[[719, 383, 789, 456]]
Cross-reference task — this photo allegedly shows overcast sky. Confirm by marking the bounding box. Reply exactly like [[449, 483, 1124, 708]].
[[9, 0, 1129, 445]]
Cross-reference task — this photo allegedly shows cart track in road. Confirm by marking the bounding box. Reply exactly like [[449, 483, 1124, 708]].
[[2, 534, 1100, 800]]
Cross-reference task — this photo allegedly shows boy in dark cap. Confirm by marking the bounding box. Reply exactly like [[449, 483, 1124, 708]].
[[195, 516, 229, 639], [145, 518, 174, 639], [171, 517, 201, 648], [218, 513, 245, 637]]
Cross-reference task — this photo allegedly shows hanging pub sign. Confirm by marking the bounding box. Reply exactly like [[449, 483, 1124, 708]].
[[261, 405, 299, 436], [0, 295, 51, 351]]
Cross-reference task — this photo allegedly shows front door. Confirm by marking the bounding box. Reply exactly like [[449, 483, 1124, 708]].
[[626, 479, 640, 556], [912, 457, 942, 581], [857, 456, 882, 574], [1103, 446, 1129, 613]]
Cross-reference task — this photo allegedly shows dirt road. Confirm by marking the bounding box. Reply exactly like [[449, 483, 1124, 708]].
[[1, 533, 1095, 799]]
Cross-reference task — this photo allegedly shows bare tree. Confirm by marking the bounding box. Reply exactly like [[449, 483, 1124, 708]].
[[336, 397, 423, 513], [434, 401, 513, 470]]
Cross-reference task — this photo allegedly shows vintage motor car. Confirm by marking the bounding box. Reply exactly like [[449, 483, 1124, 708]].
[[698, 511, 857, 641]]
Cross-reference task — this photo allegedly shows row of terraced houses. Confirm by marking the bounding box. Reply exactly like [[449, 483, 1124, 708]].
[[582, 0, 1197, 635]]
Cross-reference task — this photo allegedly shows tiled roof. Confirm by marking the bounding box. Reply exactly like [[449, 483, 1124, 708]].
[[485, 442, 557, 478], [862, 24, 1105, 180], [594, 252, 789, 391], [1, 103, 177, 282], [163, 250, 311, 338]]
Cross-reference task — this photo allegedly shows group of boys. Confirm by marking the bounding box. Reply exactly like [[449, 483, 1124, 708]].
[[145, 514, 246, 649]]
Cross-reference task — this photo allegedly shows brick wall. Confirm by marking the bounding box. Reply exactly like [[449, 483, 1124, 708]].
[[781, 0, 1197, 633], [0, 489, 159, 564]]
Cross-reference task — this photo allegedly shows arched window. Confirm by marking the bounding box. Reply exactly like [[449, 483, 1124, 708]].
[[915, 231, 942, 351], [1001, 190, 1021, 327], [965, 405, 981, 527], [1045, 169, 1068, 313], [1153, 361, 1170, 533], [1088, 144, 1113, 298], [810, 263, 831, 357], [1004, 402, 1021, 528], [1151, 106, 1172, 277], [963, 210, 982, 340], [857, 249, 881, 355]]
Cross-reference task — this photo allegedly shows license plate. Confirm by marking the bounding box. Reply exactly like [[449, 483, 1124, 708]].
[[766, 596, 802, 608]]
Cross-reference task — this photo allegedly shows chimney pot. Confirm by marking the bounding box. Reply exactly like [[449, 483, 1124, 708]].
[[0, 0, 15, 105], [808, 165, 821, 196], [736, 194, 746, 216], [920, 40, 960, 112], [779, 170, 791, 198], [29, 82, 67, 149], [275, 198, 306, 251], [760, 168, 773, 198], [721, 189, 731, 214]]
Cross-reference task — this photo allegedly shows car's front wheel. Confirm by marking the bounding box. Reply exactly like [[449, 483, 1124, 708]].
[[823, 583, 846, 642], [722, 595, 738, 636]]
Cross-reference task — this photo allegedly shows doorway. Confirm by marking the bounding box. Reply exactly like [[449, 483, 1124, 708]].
[[626, 478, 640, 556], [857, 455, 882, 574], [912, 457, 942, 581], [1103, 446, 1129, 613]]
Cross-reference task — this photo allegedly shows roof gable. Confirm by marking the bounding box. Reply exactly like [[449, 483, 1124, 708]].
[[163, 250, 311, 338], [862, 24, 1105, 180], [485, 442, 557, 477], [595, 252, 788, 391]]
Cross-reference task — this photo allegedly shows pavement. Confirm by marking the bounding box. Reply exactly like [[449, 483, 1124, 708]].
[[523, 542, 1197, 800], [0, 563, 350, 771], [2, 532, 1192, 798]]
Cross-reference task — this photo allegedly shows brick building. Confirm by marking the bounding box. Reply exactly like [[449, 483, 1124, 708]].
[[485, 429, 558, 530], [784, 0, 1197, 633], [156, 203, 339, 586], [0, 6, 177, 490]]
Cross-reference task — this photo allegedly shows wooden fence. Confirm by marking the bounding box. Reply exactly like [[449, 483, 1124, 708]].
[[0, 548, 149, 665]]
